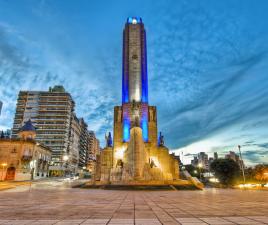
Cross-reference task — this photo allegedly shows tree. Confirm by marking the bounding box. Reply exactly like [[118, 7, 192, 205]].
[[254, 164, 268, 182], [244, 167, 255, 182], [210, 159, 240, 186], [184, 164, 197, 177]]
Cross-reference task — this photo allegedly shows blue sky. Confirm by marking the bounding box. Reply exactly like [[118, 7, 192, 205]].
[[0, 0, 268, 165]]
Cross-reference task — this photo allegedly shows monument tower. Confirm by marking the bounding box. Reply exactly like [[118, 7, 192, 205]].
[[95, 17, 180, 184]]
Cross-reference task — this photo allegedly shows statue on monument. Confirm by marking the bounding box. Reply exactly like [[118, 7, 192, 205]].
[[159, 132, 165, 146], [105, 132, 113, 147]]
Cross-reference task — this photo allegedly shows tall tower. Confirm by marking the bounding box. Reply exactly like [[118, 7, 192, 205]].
[[122, 17, 148, 104], [95, 17, 180, 184], [121, 17, 149, 142]]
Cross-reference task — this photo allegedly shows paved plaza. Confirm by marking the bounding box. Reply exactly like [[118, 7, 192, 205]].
[[0, 181, 267, 225]]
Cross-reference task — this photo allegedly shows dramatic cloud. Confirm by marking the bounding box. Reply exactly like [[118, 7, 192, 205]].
[[0, 0, 268, 165]]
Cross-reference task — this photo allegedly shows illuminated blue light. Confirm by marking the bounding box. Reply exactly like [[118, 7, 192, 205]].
[[127, 17, 142, 24], [123, 118, 130, 142], [122, 31, 129, 104], [141, 116, 148, 142], [122, 71, 129, 103], [141, 30, 148, 103]]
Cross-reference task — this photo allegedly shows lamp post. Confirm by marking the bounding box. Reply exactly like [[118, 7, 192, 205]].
[[198, 163, 203, 180], [238, 145, 246, 185], [1, 163, 7, 181]]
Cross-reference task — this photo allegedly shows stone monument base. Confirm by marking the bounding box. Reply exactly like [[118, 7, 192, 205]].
[[84, 178, 204, 190]]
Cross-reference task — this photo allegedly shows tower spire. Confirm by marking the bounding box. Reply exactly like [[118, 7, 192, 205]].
[[122, 17, 148, 104]]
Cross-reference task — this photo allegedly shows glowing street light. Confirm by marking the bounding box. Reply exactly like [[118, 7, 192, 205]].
[[197, 163, 203, 168], [63, 155, 69, 161]]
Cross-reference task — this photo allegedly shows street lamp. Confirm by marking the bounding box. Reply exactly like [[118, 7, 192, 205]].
[[63, 155, 69, 161], [238, 145, 246, 185], [198, 163, 203, 180], [1, 163, 7, 181]]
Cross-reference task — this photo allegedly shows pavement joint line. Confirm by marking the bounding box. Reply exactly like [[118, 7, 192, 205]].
[[133, 194, 136, 225], [141, 193, 165, 225], [244, 216, 267, 224], [144, 193, 209, 225], [220, 216, 264, 225], [106, 192, 129, 225]]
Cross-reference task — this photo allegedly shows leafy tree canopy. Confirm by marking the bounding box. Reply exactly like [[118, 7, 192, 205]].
[[210, 158, 240, 186]]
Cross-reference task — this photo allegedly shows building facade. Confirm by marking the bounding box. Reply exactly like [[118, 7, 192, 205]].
[[78, 118, 89, 169], [0, 120, 51, 181], [11, 85, 89, 176], [12, 85, 96, 176], [198, 152, 209, 170], [87, 131, 100, 172], [225, 151, 244, 169], [68, 114, 81, 172], [191, 152, 218, 171]]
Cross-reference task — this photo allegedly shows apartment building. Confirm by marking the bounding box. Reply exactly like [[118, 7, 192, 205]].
[[87, 131, 100, 172], [12, 85, 98, 176], [12, 86, 76, 175]]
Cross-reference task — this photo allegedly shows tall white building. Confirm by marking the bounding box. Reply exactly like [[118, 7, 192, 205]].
[[12, 85, 90, 176]]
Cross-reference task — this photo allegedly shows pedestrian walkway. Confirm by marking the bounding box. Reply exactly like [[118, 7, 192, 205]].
[[0, 183, 267, 224]]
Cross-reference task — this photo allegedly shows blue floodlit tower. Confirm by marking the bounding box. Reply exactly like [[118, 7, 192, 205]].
[[122, 17, 149, 142]]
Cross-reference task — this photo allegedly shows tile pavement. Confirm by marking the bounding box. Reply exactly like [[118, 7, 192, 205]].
[[0, 187, 267, 224]]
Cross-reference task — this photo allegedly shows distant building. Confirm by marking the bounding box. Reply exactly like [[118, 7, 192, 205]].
[[198, 152, 209, 170], [225, 151, 244, 169], [87, 131, 100, 172], [191, 156, 198, 167], [78, 118, 89, 169], [225, 151, 240, 162], [191, 152, 210, 170], [11, 85, 91, 176], [0, 120, 51, 181], [214, 152, 218, 160], [68, 114, 81, 171]]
